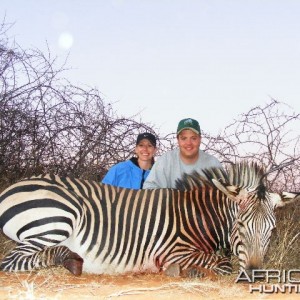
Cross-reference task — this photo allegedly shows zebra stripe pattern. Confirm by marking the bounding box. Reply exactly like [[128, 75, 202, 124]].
[[0, 162, 298, 276]]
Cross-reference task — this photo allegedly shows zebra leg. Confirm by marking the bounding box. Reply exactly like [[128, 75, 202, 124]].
[[163, 252, 232, 279], [211, 255, 232, 275], [52, 246, 84, 275], [164, 263, 218, 280], [184, 255, 232, 277], [182, 265, 218, 280], [1, 243, 83, 275]]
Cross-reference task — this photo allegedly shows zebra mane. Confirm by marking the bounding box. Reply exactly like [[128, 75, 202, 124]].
[[221, 161, 266, 191], [175, 171, 213, 191], [175, 161, 266, 192]]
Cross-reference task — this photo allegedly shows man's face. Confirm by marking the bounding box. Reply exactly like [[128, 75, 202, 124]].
[[177, 129, 201, 162]]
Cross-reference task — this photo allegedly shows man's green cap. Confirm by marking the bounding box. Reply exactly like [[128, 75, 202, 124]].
[[177, 118, 201, 135]]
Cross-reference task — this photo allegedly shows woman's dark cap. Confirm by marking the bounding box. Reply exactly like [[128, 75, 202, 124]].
[[136, 132, 157, 147]]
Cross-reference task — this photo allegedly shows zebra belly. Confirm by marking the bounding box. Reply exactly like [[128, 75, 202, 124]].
[[60, 239, 160, 274]]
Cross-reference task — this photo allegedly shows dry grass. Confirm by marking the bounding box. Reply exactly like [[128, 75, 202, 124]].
[[265, 202, 300, 270], [0, 267, 262, 300]]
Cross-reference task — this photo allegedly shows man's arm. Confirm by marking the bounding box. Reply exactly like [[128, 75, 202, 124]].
[[143, 157, 169, 189]]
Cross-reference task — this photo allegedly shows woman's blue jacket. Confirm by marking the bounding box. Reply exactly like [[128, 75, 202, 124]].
[[102, 158, 151, 189]]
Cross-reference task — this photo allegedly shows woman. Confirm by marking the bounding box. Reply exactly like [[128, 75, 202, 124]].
[[102, 132, 157, 189]]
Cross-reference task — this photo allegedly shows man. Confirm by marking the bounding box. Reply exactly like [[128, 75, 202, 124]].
[[143, 118, 222, 189]]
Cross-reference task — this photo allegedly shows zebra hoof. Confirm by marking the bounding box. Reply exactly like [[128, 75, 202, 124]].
[[164, 263, 181, 277], [63, 255, 84, 276]]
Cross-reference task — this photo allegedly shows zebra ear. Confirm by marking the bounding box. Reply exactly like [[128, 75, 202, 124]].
[[211, 179, 239, 200], [275, 191, 300, 208]]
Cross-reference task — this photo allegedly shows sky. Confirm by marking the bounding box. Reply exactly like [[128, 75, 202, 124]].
[[2, 0, 300, 136]]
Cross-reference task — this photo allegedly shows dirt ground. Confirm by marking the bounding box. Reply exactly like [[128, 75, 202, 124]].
[[0, 267, 299, 300], [0, 238, 298, 300]]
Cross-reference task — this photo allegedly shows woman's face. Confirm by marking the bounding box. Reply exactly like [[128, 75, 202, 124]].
[[135, 139, 156, 162]]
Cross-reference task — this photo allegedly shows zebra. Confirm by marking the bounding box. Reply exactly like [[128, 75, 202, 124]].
[[0, 161, 298, 277]]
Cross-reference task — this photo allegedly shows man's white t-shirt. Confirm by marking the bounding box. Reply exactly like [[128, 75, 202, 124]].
[[143, 148, 222, 189]]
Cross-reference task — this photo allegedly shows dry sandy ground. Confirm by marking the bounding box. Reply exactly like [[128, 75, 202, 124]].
[[0, 267, 299, 300]]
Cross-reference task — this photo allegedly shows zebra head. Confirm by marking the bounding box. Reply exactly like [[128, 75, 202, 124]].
[[207, 162, 290, 274]]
